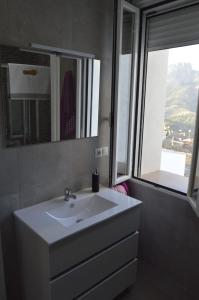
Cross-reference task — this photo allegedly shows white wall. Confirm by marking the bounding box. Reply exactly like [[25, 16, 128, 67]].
[[160, 149, 186, 176], [141, 50, 169, 175]]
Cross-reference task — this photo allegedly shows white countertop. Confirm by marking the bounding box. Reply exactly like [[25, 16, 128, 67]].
[[14, 187, 141, 245]]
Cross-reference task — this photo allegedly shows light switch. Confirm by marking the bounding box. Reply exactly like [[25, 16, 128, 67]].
[[102, 146, 109, 156]]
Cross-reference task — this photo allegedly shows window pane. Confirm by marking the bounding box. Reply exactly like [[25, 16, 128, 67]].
[[140, 44, 199, 193], [116, 9, 135, 178], [192, 152, 199, 201]]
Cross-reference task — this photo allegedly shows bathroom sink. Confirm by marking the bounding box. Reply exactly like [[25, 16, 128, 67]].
[[14, 187, 142, 300], [46, 195, 117, 229], [14, 187, 141, 244]]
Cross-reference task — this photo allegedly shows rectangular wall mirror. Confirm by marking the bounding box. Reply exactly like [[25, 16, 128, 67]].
[[0, 45, 100, 147]]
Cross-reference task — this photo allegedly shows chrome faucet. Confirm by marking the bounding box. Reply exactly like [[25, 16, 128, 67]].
[[64, 187, 76, 202]]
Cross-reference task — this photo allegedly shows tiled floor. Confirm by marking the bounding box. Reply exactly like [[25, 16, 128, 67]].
[[116, 260, 197, 300]]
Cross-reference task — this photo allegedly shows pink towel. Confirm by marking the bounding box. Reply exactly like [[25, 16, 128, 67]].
[[112, 183, 128, 195]]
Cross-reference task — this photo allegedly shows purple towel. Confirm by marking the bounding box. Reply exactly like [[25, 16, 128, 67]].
[[60, 71, 76, 139]]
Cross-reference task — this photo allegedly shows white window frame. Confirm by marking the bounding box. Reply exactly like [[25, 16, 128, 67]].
[[112, 0, 140, 185], [134, 0, 199, 217], [187, 93, 199, 217], [50, 54, 60, 142]]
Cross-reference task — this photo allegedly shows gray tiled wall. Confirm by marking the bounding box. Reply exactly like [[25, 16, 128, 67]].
[[131, 0, 169, 8], [0, 1, 114, 299], [128, 179, 199, 299], [0, 234, 6, 300]]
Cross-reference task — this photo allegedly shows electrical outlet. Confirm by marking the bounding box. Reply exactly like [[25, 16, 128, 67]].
[[102, 146, 109, 156], [95, 148, 103, 158]]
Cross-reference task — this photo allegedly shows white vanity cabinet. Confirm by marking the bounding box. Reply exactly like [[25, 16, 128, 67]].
[[14, 188, 141, 300]]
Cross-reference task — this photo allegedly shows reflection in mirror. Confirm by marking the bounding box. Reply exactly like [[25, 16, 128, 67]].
[[59, 57, 100, 140], [0, 45, 100, 147], [60, 57, 77, 140], [0, 46, 51, 147]]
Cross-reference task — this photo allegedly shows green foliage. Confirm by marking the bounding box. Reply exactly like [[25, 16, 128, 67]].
[[165, 62, 198, 133]]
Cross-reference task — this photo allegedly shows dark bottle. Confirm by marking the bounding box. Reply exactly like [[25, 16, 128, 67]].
[[92, 169, 99, 192]]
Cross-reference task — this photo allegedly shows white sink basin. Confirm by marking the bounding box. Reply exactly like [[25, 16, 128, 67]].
[[14, 187, 141, 244], [46, 195, 117, 229]]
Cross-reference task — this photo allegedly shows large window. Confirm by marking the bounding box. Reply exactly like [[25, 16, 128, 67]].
[[134, 2, 199, 216], [112, 1, 199, 216], [140, 45, 199, 193]]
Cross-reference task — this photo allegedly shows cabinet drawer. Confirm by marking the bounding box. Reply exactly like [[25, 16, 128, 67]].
[[77, 259, 138, 300], [50, 232, 138, 300], [50, 206, 141, 277]]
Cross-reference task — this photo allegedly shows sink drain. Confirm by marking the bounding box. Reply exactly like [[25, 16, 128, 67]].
[[76, 218, 84, 223]]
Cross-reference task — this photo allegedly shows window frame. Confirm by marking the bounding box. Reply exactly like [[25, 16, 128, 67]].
[[112, 0, 140, 185], [133, 0, 199, 215]]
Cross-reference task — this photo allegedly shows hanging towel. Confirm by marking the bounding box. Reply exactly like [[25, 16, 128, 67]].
[[60, 71, 76, 139], [8, 63, 50, 99]]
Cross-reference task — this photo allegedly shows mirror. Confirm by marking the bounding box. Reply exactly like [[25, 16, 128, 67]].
[[0, 45, 100, 147]]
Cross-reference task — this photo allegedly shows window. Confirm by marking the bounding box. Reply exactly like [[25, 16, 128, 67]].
[[112, 1, 199, 216], [112, 0, 139, 185], [134, 2, 199, 216], [140, 45, 199, 193]]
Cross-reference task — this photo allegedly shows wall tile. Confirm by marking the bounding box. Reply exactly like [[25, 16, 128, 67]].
[[1, 2, 188, 299], [0, 0, 113, 299], [0, 234, 6, 300], [128, 179, 199, 298], [0, 148, 20, 197]]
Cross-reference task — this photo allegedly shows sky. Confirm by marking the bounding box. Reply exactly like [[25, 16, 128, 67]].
[[168, 44, 199, 71]]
